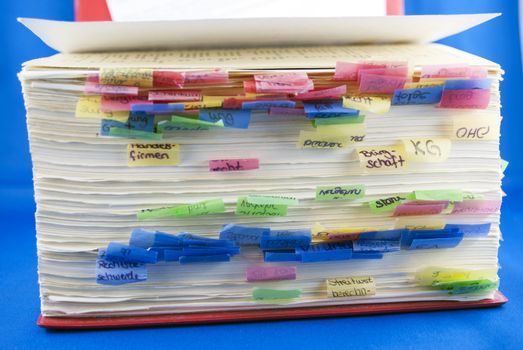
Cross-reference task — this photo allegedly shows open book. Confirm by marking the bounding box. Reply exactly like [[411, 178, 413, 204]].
[[18, 14, 506, 328]]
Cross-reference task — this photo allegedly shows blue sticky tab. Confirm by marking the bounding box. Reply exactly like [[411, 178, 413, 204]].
[[181, 246, 240, 256], [444, 223, 491, 236], [219, 224, 270, 245], [392, 86, 443, 105], [129, 228, 183, 249], [105, 242, 158, 264], [164, 249, 184, 261], [263, 250, 301, 262], [128, 112, 155, 132], [303, 100, 359, 118], [260, 235, 311, 250], [131, 103, 185, 114], [352, 252, 384, 259], [179, 254, 231, 264], [443, 78, 492, 90], [100, 119, 127, 136], [96, 249, 147, 285], [148, 247, 165, 261], [199, 109, 251, 128], [400, 228, 461, 248], [353, 240, 400, 253], [242, 100, 296, 110], [359, 229, 406, 241], [269, 229, 312, 238], [408, 237, 463, 250], [296, 243, 353, 262]]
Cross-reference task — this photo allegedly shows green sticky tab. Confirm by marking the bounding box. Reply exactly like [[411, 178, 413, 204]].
[[501, 159, 509, 172], [236, 196, 288, 216], [368, 194, 409, 214], [173, 198, 226, 218], [171, 115, 224, 127], [413, 189, 463, 202], [315, 185, 365, 201], [245, 195, 298, 206], [433, 279, 499, 295], [137, 206, 177, 220], [313, 115, 365, 127], [252, 288, 302, 300], [462, 192, 484, 200], [109, 127, 162, 140]]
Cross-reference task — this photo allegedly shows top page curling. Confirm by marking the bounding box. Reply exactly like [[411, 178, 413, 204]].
[[18, 14, 499, 54]]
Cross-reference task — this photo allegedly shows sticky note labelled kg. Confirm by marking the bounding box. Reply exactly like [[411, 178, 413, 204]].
[[326, 276, 376, 298], [357, 145, 408, 171], [342, 95, 391, 114], [402, 138, 451, 162], [99, 68, 153, 88], [127, 143, 179, 167], [75, 95, 129, 122], [451, 116, 500, 141], [315, 185, 365, 201]]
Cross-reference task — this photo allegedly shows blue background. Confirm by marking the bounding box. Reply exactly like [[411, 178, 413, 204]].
[[1, 1, 522, 349]]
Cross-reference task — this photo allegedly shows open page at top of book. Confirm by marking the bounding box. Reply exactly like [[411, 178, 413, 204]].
[[18, 13, 499, 54]]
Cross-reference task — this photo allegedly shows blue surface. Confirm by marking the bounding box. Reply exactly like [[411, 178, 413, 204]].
[[1, 0, 522, 349]]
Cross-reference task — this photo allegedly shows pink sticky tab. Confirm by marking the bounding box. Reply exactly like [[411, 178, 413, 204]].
[[255, 79, 314, 94], [245, 265, 296, 282], [357, 66, 409, 81], [359, 73, 407, 94], [294, 85, 347, 100], [209, 158, 259, 172], [184, 69, 229, 84], [86, 75, 99, 84], [438, 89, 490, 109], [153, 71, 185, 88], [269, 107, 306, 116], [222, 98, 246, 109], [148, 90, 202, 101], [254, 72, 309, 83], [100, 95, 151, 112], [333, 62, 361, 81], [451, 200, 501, 215], [421, 65, 473, 79], [393, 203, 447, 216], [84, 83, 139, 95], [326, 232, 362, 241]]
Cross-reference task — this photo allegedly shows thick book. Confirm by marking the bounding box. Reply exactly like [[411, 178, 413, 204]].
[[18, 14, 506, 329]]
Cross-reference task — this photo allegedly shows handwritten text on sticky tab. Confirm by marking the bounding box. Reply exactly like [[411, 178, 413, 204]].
[[99, 68, 153, 88], [75, 95, 129, 122], [357, 145, 408, 171], [209, 158, 259, 172], [326, 276, 376, 298], [451, 116, 500, 141], [316, 185, 365, 201], [342, 95, 391, 114], [127, 143, 179, 167], [402, 138, 452, 162]]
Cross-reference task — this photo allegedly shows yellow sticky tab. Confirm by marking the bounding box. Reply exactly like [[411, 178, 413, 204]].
[[127, 143, 179, 167], [343, 96, 391, 114], [99, 68, 153, 88], [75, 95, 129, 122], [415, 267, 498, 286], [316, 123, 366, 143], [395, 218, 446, 230], [451, 116, 500, 141], [326, 276, 376, 298], [312, 223, 378, 241], [404, 80, 445, 89], [184, 97, 223, 109], [357, 145, 408, 171], [402, 138, 452, 162], [297, 130, 348, 149]]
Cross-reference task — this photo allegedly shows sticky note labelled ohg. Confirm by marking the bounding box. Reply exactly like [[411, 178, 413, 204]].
[[75, 95, 129, 122], [173, 198, 226, 218], [415, 266, 498, 286], [96, 249, 147, 285], [297, 130, 348, 149], [315, 185, 365, 201], [127, 143, 179, 167], [209, 158, 259, 172], [236, 196, 288, 217], [451, 200, 501, 215], [99, 68, 153, 88], [246, 266, 297, 282], [402, 138, 451, 162], [326, 276, 376, 298], [451, 116, 500, 141], [439, 89, 490, 109], [342, 95, 391, 114], [358, 73, 407, 94], [369, 194, 409, 213], [357, 145, 408, 171], [252, 288, 302, 301]]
